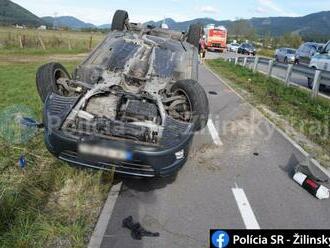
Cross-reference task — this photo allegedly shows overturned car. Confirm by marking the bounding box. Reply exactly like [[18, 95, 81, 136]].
[[36, 10, 209, 177]]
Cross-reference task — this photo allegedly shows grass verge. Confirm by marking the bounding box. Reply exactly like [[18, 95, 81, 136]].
[[206, 59, 330, 165], [0, 60, 112, 247], [257, 48, 274, 58]]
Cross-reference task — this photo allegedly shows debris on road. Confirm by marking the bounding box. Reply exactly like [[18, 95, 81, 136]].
[[122, 216, 160, 240], [293, 171, 329, 200]]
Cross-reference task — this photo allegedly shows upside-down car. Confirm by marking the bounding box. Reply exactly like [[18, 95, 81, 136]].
[[36, 10, 209, 178]]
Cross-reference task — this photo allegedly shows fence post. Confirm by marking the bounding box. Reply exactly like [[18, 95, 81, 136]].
[[234, 57, 239, 65], [285, 64, 293, 86], [19, 35, 23, 48], [38, 36, 46, 50], [253, 56, 259, 73], [311, 70, 322, 98], [243, 57, 248, 67], [88, 36, 93, 50], [267, 60, 274, 77]]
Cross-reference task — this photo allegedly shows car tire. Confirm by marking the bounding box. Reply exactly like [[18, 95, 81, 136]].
[[187, 24, 203, 48], [171, 80, 209, 131], [36, 62, 71, 102], [111, 10, 129, 31], [284, 57, 288, 64], [307, 77, 313, 89]]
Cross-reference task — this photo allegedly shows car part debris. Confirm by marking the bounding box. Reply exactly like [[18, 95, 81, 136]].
[[293, 171, 329, 199], [18, 155, 26, 169], [122, 216, 160, 240]]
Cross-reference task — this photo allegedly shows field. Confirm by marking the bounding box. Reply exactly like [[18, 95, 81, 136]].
[[0, 44, 113, 247], [0, 27, 106, 54]]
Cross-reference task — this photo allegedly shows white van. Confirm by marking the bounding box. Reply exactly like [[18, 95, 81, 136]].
[[308, 41, 330, 88]]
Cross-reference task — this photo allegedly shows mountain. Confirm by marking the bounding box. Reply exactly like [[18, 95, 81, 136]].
[[42, 16, 95, 29], [145, 11, 330, 39], [98, 24, 111, 29], [249, 11, 330, 38], [0, 0, 45, 26]]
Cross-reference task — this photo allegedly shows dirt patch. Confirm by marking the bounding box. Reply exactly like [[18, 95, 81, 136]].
[[0, 53, 87, 65]]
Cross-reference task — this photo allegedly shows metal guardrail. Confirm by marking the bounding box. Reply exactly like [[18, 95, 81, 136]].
[[227, 56, 330, 99]]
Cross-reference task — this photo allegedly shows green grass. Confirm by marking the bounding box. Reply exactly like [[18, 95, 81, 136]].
[[257, 48, 274, 58], [206, 59, 330, 156], [0, 60, 112, 247]]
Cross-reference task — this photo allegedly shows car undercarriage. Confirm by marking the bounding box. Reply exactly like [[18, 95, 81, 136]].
[[36, 10, 209, 177]]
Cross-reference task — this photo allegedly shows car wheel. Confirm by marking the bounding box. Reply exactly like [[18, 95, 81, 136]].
[[284, 57, 288, 64], [111, 10, 129, 31], [171, 80, 209, 131], [307, 77, 313, 89], [36, 63, 71, 102], [295, 59, 299, 65], [187, 24, 203, 48]]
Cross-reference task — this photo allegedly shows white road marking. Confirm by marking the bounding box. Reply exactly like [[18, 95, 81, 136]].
[[232, 187, 260, 229], [207, 119, 223, 146]]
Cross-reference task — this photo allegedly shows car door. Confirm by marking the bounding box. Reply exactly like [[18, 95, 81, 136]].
[[301, 45, 311, 65], [318, 42, 330, 71]]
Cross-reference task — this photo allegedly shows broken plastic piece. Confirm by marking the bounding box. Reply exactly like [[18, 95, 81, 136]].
[[20, 117, 44, 128], [293, 172, 329, 200], [122, 216, 159, 240], [18, 155, 26, 169]]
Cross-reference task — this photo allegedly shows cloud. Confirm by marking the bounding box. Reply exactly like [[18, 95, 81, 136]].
[[200, 5, 218, 14], [257, 0, 298, 16]]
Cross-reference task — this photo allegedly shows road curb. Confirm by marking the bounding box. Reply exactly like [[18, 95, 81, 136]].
[[88, 182, 122, 248], [206, 65, 330, 179]]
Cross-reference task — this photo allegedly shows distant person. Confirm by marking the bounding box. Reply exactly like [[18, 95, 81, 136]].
[[199, 36, 207, 63]]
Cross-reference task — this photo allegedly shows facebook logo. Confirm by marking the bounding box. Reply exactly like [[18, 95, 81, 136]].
[[211, 230, 230, 248]]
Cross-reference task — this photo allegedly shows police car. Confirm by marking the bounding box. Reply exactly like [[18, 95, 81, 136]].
[[308, 41, 330, 88]]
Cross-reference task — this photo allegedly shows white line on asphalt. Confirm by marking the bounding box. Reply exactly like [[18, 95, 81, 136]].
[[88, 182, 122, 248], [207, 119, 223, 146], [232, 187, 260, 229]]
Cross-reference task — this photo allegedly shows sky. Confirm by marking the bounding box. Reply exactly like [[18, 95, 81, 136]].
[[13, 0, 330, 25]]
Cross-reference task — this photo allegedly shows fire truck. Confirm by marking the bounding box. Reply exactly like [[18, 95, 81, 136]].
[[204, 24, 227, 52]]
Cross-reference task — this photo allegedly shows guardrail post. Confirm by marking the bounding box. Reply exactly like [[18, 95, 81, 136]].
[[311, 70, 322, 98], [243, 57, 248, 67], [267, 60, 274, 77], [285, 64, 293, 86], [234, 57, 239, 65], [253, 56, 259, 73]]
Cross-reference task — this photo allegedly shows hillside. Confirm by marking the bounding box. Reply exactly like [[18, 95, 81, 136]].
[[145, 11, 330, 39], [0, 0, 44, 26], [42, 16, 95, 29]]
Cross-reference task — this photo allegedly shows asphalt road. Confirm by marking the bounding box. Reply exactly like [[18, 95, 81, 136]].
[[208, 51, 330, 97], [100, 64, 330, 248]]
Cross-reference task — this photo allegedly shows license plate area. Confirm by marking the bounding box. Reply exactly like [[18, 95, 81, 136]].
[[78, 144, 132, 161]]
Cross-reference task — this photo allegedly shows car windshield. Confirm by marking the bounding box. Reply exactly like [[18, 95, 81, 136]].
[[245, 44, 253, 48], [287, 49, 295, 54], [232, 44, 239, 46]]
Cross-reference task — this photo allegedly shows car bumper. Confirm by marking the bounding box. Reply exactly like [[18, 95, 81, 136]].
[[44, 128, 194, 178]]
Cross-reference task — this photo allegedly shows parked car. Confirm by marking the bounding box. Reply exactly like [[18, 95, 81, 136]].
[[295, 42, 324, 65], [228, 43, 240, 52], [35, 10, 209, 178], [308, 41, 330, 88], [274, 48, 296, 63], [237, 43, 256, 56]]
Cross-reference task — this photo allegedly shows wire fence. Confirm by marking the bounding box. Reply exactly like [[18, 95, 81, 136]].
[[0, 27, 106, 51]]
